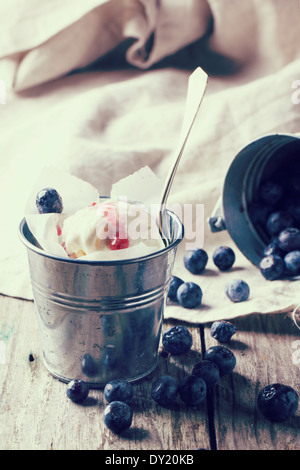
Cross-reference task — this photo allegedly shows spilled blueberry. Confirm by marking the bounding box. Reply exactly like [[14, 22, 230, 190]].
[[263, 240, 285, 258], [266, 211, 294, 237], [168, 275, 184, 302], [204, 345, 236, 376], [277, 227, 300, 252], [225, 279, 250, 303], [102, 401, 133, 434], [104, 379, 134, 404], [259, 255, 285, 280], [284, 250, 300, 275], [184, 248, 208, 274], [162, 325, 193, 356], [210, 320, 237, 343], [36, 188, 63, 214], [178, 375, 207, 406], [212, 246, 235, 271], [151, 375, 179, 407], [66, 379, 89, 403], [177, 281, 202, 308], [257, 383, 298, 422]]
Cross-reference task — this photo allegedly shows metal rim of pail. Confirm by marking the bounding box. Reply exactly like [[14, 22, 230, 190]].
[[19, 210, 184, 266], [222, 133, 300, 266]]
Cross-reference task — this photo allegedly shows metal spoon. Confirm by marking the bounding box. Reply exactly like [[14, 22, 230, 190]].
[[158, 67, 208, 238]]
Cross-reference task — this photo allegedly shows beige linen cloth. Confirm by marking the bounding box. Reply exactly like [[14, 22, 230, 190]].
[[0, 0, 300, 324]]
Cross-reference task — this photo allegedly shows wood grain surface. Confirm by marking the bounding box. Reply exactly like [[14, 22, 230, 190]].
[[0, 294, 299, 450]]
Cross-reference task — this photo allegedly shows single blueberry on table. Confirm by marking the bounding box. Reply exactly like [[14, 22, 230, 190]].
[[167, 276, 184, 302], [204, 345, 236, 376], [212, 246, 235, 271], [225, 279, 250, 303], [259, 180, 283, 206], [259, 255, 285, 280], [104, 379, 134, 404], [192, 360, 220, 388], [284, 250, 300, 275], [151, 375, 179, 407], [277, 227, 300, 252], [257, 383, 299, 422], [66, 379, 89, 403], [178, 375, 207, 406], [176, 282, 202, 309], [162, 325, 193, 356], [36, 187, 63, 214], [102, 401, 133, 434], [210, 320, 237, 343], [266, 211, 294, 237], [184, 248, 208, 274]]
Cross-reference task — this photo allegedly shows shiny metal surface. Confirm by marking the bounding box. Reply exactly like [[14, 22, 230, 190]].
[[19, 211, 183, 388]]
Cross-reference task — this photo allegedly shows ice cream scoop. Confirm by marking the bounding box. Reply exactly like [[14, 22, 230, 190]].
[[61, 198, 165, 260]]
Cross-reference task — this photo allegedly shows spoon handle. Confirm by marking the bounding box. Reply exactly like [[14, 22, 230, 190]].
[[159, 67, 208, 234]]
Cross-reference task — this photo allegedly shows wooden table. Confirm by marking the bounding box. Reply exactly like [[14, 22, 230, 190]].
[[0, 294, 299, 451]]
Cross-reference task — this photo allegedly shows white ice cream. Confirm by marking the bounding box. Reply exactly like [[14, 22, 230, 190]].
[[60, 199, 165, 260]]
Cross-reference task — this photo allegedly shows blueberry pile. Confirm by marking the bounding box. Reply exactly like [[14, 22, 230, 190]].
[[248, 175, 300, 279], [168, 245, 250, 308], [66, 377, 134, 434], [151, 325, 237, 408]]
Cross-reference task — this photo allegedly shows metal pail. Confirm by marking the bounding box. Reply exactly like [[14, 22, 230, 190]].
[[209, 133, 300, 266], [19, 210, 183, 388]]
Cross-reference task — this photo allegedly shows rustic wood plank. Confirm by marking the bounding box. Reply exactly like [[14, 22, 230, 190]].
[[204, 312, 300, 450], [0, 296, 210, 450], [0, 295, 299, 450]]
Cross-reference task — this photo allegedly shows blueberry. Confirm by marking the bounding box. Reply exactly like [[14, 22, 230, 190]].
[[104, 379, 134, 404], [263, 240, 285, 258], [102, 401, 133, 434], [178, 375, 207, 406], [266, 211, 294, 237], [176, 282, 202, 308], [81, 353, 98, 377], [284, 250, 300, 275], [151, 375, 179, 407], [204, 346, 236, 376], [168, 276, 184, 302], [259, 180, 282, 206], [210, 320, 237, 342], [36, 188, 63, 214], [66, 379, 89, 403], [225, 279, 250, 303], [257, 383, 299, 422], [192, 360, 220, 387], [277, 227, 300, 252], [212, 246, 235, 271], [162, 325, 193, 355], [259, 255, 285, 280], [184, 248, 208, 274]]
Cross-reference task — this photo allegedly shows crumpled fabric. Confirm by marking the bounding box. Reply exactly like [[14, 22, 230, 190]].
[[0, 0, 300, 324]]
